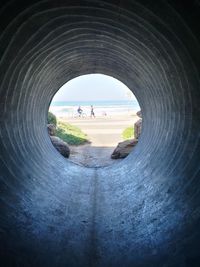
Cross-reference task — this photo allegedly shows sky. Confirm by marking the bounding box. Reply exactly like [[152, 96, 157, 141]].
[[52, 74, 136, 102]]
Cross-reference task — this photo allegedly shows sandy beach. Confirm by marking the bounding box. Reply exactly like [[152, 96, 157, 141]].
[[60, 114, 138, 167]]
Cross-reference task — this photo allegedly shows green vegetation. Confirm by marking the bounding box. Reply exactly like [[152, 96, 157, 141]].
[[56, 121, 89, 145], [122, 126, 134, 140], [47, 111, 88, 145], [48, 112, 57, 126]]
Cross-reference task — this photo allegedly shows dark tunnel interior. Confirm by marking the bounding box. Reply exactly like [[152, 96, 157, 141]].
[[0, 1, 200, 266]]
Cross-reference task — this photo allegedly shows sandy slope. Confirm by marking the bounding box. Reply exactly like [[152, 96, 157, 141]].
[[63, 114, 138, 167]]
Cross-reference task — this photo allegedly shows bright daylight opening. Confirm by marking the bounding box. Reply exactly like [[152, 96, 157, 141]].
[[48, 74, 142, 167]]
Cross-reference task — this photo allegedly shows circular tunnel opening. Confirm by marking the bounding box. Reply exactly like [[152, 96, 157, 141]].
[[0, 1, 200, 267], [48, 74, 141, 167]]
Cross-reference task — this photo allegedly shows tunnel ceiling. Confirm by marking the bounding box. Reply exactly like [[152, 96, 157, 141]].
[[0, 1, 200, 267]]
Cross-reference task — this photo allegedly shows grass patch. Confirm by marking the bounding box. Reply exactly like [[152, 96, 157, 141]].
[[56, 121, 89, 145], [48, 111, 57, 126], [122, 126, 134, 140]]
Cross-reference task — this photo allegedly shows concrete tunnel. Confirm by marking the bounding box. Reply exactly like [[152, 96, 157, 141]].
[[0, 0, 200, 266]]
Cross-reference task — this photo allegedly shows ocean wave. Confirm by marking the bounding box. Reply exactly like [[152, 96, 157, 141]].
[[49, 104, 139, 117]]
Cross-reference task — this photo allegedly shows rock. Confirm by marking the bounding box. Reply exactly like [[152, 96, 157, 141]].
[[111, 139, 138, 159], [111, 110, 142, 159], [50, 136, 70, 158], [136, 110, 142, 118], [47, 124, 56, 136], [134, 119, 142, 139]]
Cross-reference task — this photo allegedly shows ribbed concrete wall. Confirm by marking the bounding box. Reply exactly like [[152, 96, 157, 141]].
[[0, 1, 200, 266]]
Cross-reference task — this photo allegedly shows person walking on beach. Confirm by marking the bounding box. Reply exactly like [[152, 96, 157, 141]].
[[77, 106, 83, 117], [90, 105, 95, 118]]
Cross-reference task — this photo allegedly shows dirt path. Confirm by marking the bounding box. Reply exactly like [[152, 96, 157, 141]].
[[68, 144, 119, 168], [65, 115, 138, 167]]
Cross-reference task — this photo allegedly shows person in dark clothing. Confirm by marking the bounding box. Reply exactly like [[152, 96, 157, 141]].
[[90, 105, 95, 118], [77, 106, 83, 117]]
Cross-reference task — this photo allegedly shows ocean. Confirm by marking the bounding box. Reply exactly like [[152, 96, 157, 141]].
[[49, 100, 140, 118]]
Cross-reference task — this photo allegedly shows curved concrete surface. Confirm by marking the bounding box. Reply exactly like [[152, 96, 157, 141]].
[[0, 1, 200, 266]]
